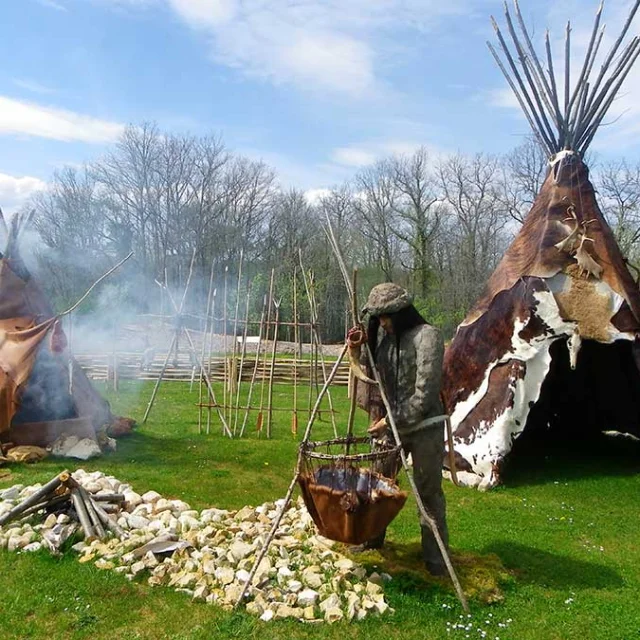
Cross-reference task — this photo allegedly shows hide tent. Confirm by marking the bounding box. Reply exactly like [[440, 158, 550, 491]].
[[442, 0, 640, 489], [0, 211, 115, 448]]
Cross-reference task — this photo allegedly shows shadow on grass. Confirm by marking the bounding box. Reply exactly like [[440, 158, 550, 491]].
[[499, 431, 640, 488], [485, 541, 624, 590]]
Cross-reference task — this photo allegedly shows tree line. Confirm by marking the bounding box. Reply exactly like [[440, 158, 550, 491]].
[[26, 122, 640, 341]]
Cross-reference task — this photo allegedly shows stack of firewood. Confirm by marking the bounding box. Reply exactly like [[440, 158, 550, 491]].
[[0, 470, 126, 540]]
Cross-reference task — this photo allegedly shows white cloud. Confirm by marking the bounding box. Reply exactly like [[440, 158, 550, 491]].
[[0, 173, 47, 214], [0, 96, 124, 143], [164, 0, 468, 98]]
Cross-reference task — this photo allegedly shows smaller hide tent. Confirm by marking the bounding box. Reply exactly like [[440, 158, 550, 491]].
[[442, 0, 640, 489], [0, 212, 113, 447]]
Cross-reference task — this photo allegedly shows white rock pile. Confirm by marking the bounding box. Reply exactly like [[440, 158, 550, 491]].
[[0, 469, 394, 623]]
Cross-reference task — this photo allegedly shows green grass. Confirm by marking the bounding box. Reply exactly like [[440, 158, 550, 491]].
[[2, 380, 640, 639]]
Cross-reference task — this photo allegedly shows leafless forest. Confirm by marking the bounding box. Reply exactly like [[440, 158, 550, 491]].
[[27, 122, 640, 340]]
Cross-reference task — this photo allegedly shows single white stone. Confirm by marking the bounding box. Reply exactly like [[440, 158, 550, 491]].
[[131, 561, 146, 576], [23, 542, 42, 553], [296, 589, 319, 607], [215, 567, 235, 585], [287, 580, 303, 594], [235, 569, 251, 584], [260, 609, 274, 622], [319, 594, 341, 612], [141, 490, 162, 504], [124, 491, 142, 508]]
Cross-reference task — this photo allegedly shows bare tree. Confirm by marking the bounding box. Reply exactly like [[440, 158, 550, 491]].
[[597, 160, 640, 263], [389, 147, 441, 297]]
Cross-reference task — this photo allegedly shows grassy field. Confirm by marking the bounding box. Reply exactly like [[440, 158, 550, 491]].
[[1, 380, 640, 639]]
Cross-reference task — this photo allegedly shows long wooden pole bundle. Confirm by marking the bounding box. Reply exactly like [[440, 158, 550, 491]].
[[489, 0, 640, 156]]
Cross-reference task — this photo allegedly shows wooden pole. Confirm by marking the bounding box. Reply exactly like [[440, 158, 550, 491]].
[[239, 295, 267, 438], [233, 280, 252, 435], [292, 269, 299, 438], [266, 299, 281, 439], [256, 269, 275, 433], [229, 251, 244, 423], [206, 290, 217, 435], [142, 331, 178, 424], [222, 265, 229, 427], [70, 488, 95, 539], [346, 269, 359, 449]]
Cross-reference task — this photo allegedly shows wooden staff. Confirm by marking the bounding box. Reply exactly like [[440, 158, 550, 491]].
[[256, 269, 275, 433], [346, 269, 359, 453], [292, 269, 299, 437], [233, 280, 252, 435], [235, 343, 349, 610], [0, 470, 68, 526], [239, 295, 267, 437], [266, 298, 282, 438], [364, 342, 469, 613]]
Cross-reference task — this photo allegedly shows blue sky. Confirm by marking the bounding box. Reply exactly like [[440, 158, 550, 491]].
[[1, 0, 640, 212]]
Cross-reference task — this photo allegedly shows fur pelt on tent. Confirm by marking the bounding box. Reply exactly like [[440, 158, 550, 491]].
[[0, 211, 114, 447], [442, 0, 640, 489]]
